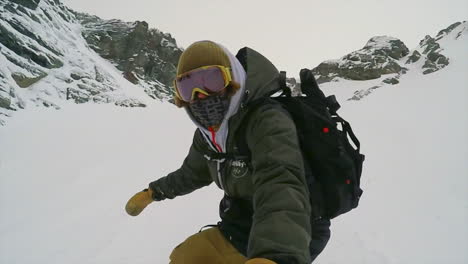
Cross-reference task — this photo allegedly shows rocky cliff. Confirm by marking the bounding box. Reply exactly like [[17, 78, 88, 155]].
[[77, 13, 182, 99], [310, 21, 465, 101], [0, 0, 182, 125], [0, 0, 465, 125]]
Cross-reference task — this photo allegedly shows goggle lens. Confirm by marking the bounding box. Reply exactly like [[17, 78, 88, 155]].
[[175, 66, 230, 102]]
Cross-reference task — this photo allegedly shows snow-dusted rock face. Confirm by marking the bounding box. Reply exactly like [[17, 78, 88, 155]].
[[0, 0, 465, 126], [312, 36, 410, 83], [78, 13, 182, 99], [311, 21, 467, 101], [313, 22, 466, 86], [0, 0, 181, 125], [406, 22, 464, 75]]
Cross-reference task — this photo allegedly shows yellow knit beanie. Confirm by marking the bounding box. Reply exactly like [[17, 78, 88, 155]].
[[176, 41, 231, 75]]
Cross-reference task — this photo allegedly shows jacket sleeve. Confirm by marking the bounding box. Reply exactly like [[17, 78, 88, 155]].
[[149, 129, 213, 201], [246, 106, 312, 264]]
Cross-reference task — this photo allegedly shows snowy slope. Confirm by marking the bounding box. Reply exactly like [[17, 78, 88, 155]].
[[316, 22, 468, 263], [0, 0, 160, 125], [0, 101, 223, 264], [0, 23, 467, 264]]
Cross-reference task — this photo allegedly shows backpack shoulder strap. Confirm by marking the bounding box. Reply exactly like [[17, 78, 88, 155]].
[[235, 98, 285, 158], [332, 114, 362, 153], [235, 101, 264, 158], [235, 70, 292, 157]]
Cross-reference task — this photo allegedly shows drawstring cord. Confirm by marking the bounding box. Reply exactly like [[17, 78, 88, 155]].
[[208, 126, 223, 152], [205, 127, 225, 191], [203, 154, 226, 190]]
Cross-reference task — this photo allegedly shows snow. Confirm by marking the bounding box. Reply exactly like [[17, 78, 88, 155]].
[[0, 101, 223, 264], [364, 36, 400, 50], [1, 9, 467, 264], [1, 46, 467, 263]]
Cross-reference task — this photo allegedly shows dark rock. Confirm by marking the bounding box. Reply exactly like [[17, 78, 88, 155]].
[[312, 36, 408, 83], [57, 10, 71, 23], [42, 10, 54, 22], [422, 60, 438, 75], [340, 63, 383, 80], [422, 68, 436, 75], [11, 73, 47, 88], [67, 88, 90, 104], [16, 5, 30, 16], [363, 36, 409, 60], [0, 24, 63, 69], [420, 36, 440, 54], [123, 71, 139, 84], [78, 14, 182, 98], [7, 3, 41, 24], [4, 18, 63, 57], [436, 22, 462, 40], [10, 0, 41, 10], [70, 73, 84, 80], [94, 66, 105, 82], [427, 52, 448, 65], [29, 13, 41, 23], [4, 4, 20, 15], [42, 100, 53, 107], [383, 77, 399, 85], [435, 55, 449, 66], [0, 95, 11, 109], [382, 60, 404, 74], [77, 83, 101, 96], [348, 86, 380, 101], [114, 99, 146, 107], [418, 34, 450, 74], [406, 50, 421, 64]]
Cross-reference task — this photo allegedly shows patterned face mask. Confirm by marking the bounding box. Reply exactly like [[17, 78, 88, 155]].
[[188, 94, 230, 129]]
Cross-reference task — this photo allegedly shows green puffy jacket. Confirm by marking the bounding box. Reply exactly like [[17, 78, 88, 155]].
[[149, 47, 311, 264]]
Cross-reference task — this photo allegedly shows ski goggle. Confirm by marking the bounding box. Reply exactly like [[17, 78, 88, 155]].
[[174, 65, 232, 102]]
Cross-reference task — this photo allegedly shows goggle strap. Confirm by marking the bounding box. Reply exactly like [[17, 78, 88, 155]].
[[224, 68, 232, 86]]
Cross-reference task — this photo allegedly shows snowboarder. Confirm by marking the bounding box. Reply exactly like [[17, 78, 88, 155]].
[[125, 40, 330, 264]]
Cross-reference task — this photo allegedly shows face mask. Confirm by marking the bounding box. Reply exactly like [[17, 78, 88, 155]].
[[188, 94, 230, 129]]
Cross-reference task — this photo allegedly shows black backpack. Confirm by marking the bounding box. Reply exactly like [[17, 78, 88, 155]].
[[237, 69, 365, 219]]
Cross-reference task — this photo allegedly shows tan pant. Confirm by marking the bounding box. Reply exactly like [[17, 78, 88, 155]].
[[169, 227, 247, 264]]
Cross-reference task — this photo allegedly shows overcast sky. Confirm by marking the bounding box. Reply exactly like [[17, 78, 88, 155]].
[[62, 0, 467, 75]]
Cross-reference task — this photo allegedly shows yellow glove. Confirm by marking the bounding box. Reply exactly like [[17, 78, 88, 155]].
[[125, 188, 153, 216], [245, 258, 277, 264]]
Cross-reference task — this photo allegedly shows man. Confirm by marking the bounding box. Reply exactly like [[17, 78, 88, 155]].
[[125, 40, 329, 264]]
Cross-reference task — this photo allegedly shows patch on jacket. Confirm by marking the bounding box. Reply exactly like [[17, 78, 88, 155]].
[[229, 159, 249, 178]]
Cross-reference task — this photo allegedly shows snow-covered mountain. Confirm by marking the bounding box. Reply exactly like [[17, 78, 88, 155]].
[[0, 0, 465, 127], [77, 13, 182, 99], [311, 21, 466, 101], [0, 0, 182, 125], [313, 36, 410, 83]]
